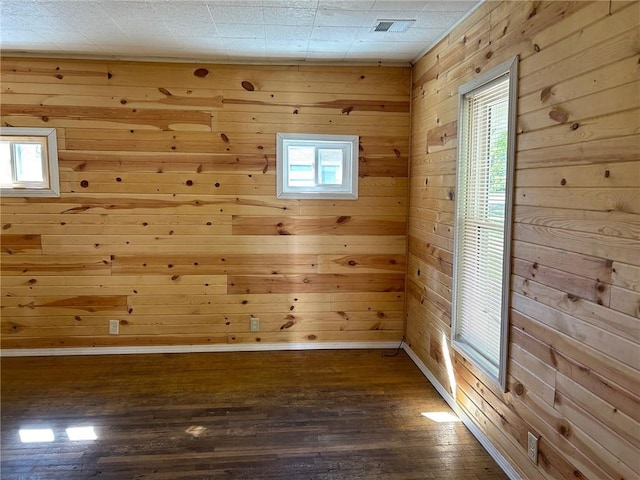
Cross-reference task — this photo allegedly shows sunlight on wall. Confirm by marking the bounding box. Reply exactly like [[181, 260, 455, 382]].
[[442, 332, 457, 397]]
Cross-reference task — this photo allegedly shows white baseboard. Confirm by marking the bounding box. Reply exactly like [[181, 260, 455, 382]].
[[403, 344, 521, 480], [0, 341, 400, 357]]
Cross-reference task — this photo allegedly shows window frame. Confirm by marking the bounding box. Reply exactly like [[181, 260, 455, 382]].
[[276, 133, 359, 200], [451, 57, 518, 391], [0, 127, 60, 198]]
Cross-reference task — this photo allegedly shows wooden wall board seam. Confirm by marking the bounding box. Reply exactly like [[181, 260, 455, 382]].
[[408, 2, 640, 479], [1, 59, 410, 349], [504, 377, 627, 480]]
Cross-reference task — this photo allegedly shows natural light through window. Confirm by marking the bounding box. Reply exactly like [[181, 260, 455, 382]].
[[19, 428, 55, 443], [276, 133, 358, 199], [66, 426, 98, 441], [0, 127, 60, 197], [451, 57, 518, 391], [421, 412, 461, 423], [185, 426, 207, 437], [442, 332, 457, 397]]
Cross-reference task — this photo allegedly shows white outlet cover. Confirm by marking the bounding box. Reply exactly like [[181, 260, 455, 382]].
[[250, 317, 260, 332], [109, 320, 119, 335], [527, 431, 538, 463]]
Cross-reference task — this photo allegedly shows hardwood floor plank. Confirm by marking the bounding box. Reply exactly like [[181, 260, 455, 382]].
[[1, 350, 508, 479]]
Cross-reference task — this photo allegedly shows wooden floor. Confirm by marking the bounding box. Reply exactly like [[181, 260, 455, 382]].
[[1, 350, 508, 480]]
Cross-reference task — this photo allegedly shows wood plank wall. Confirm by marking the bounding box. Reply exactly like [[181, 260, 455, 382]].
[[0, 59, 411, 348], [407, 1, 639, 479]]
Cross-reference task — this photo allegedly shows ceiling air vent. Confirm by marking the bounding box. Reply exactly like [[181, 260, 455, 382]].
[[373, 19, 416, 33]]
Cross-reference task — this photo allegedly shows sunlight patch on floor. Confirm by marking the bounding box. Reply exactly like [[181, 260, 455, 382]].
[[421, 411, 461, 423]]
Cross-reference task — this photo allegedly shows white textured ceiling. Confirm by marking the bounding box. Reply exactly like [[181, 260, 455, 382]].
[[0, 0, 480, 64]]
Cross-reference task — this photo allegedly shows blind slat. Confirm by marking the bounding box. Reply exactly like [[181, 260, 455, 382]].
[[453, 72, 511, 380]]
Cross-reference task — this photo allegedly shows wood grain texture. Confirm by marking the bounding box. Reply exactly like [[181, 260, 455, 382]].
[[0, 350, 508, 480], [0, 60, 410, 349], [407, 2, 640, 480], [2, 4, 639, 480]]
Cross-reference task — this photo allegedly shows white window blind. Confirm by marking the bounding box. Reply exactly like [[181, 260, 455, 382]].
[[452, 57, 517, 390]]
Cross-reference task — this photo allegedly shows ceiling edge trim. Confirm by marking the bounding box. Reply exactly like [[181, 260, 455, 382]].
[[0, 50, 412, 68], [411, 0, 486, 66]]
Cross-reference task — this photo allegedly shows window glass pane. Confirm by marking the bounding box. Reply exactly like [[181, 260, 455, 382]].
[[0, 128, 60, 197], [487, 102, 507, 222], [452, 58, 516, 391], [0, 141, 12, 186], [14, 143, 45, 182], [287, 145, 315, 187], [456, 76, 510, 373], [276, 133, 358, 199], [317, 149, 343, 185]]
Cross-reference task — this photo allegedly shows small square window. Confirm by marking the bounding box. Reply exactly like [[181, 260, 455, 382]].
[[276, 133, 358, 199], [0, 127, 60, 198]]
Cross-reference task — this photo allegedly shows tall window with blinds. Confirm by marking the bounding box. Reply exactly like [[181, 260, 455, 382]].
[[452, 57, 518, 390]]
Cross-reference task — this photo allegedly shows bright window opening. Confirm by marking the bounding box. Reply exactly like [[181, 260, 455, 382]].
[[0, 127, 60, 197], [451, 57, 518, 391], [276, 133, 358, 199]]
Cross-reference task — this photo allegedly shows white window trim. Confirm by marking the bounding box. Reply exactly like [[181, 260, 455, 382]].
[[451, 57, 518, 391], [1, 127, 60, 198], [276, 133, 359, 200]]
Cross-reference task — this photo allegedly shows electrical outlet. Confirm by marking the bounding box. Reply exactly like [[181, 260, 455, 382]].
[[250, 317, 260, 332], [109, 319, 119, 335], [527, 431, 538, 464]]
